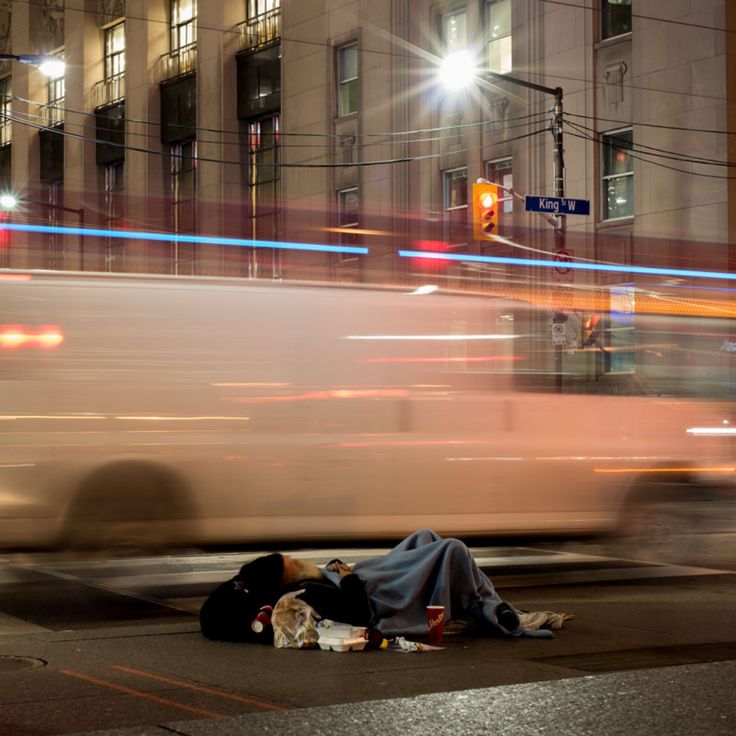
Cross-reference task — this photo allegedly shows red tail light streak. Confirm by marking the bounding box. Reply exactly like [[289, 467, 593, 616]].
[[0, 325, 64, 350]]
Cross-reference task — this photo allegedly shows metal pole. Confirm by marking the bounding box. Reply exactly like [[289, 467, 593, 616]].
[[78, 207, 85, 271], [552, 88, 566, 393], [486, 73, 568, 392]]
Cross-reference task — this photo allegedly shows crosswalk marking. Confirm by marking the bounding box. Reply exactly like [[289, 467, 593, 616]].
[[6, 546, 731, 615]]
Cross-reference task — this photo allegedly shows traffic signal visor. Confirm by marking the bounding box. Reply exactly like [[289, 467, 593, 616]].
[[472, 183, 499, 239]]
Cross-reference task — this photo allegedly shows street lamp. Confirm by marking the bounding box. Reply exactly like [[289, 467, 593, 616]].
[[0, 193, 86, 270], [0, 54, 65, 77], [439, 53, 568, 391]]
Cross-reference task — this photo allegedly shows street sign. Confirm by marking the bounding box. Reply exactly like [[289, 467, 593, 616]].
[[525, 196, 590, 216], [554, 249, 574, 274]]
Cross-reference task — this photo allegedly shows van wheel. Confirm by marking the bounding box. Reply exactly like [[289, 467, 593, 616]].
[[60, 461, 196, 556], [619, 480, 706, 563]]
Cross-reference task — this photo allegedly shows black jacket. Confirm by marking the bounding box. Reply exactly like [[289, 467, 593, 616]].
[[284, 572, 374, 626]]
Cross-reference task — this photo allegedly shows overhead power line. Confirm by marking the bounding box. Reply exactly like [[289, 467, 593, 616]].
[[1, 109, 549, 169]]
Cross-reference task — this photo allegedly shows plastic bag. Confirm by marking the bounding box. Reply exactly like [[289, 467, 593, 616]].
[[271, 590, 320, 649]]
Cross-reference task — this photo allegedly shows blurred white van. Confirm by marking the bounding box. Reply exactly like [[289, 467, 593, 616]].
[[0, 270, 732, 550]]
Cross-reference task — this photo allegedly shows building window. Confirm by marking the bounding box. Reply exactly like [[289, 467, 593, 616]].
[[105, 22, 125, 80], [247, 0, 279, 17], [601, 128, 633, 220], [104, 161, 125, 270], [337, 187, 359, 228], [337, 43, 358, 117], [248, 114, 280, 186], [486, 0, 511, 74], [444, 7, 467, 54], [601, 0, 632, 41], [47, 53, 65, 126], [443, 167, 468, 248], [606, 284, 635, 374], [337, 187, 359, 258], [172, 140, 197, 232], [172, 0, 196, 50], [486, 157, 513, 214], [0, 76, 10, 146], [243, 0, 281, 49], [99, 22, 126, 106]]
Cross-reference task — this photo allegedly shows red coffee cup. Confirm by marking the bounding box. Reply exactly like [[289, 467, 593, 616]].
[[251, 605, 273, 633], [426, 605, 445, 644]]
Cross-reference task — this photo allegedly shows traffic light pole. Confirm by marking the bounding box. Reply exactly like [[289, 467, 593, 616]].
[[486, 72, 566, 392]]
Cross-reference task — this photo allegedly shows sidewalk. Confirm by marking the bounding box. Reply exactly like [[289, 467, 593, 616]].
[[76, 659, 736, 736]]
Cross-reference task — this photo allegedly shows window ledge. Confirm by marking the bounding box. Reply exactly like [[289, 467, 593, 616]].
[[597, 216, 633, 229], [594, 32, 632, 51], [335, 112, 358, 123]]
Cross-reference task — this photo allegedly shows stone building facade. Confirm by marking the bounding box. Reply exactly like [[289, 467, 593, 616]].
[[0, 1, 734, 391]]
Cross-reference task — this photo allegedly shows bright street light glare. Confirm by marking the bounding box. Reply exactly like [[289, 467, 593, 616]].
[[0, 194, 18, 210], [439, 51, 476, 91], [38, 58, 65, 78]]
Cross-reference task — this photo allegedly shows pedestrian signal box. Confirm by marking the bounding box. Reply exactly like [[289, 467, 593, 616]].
[[472, 183, 499, 239]]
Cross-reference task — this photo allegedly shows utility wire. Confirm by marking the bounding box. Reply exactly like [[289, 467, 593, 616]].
[[565, 118, 736, 168], [563, 125, 736, 180], [2, 92, 550, 144], [566, 111, 736, 138], [1, 100, 548, 155], [536, 0, 736, 36], [1, 109, 549, 168]]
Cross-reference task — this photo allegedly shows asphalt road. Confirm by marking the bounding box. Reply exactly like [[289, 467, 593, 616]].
[[0, 533, 735, 736]]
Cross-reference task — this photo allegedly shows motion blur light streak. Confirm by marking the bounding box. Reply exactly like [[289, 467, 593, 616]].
[[0, 223, 369, 255], [346, 334, 519, 341], [211, 382, 292, 388], [686, 427, 736, 436], [594, 466, 736, 474], [333, 439, 487, 448], [322, 227, 388, 236], [0, 274, 32, 281], [0, 325, 63, 349], [398, 249, 736, 283], [408, 285, 439, 295], [361, 355, 523, 363], [230, 389, 409, 404], [114, 416, 251, 422], [0, 415, 106, 420]]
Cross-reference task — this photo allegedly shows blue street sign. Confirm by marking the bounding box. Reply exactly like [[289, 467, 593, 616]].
[[525, 196, 590, 216]]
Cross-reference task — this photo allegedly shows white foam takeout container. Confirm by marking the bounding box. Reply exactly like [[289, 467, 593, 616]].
[[317, 621, 368, 652], [317, 636, 368, 652]]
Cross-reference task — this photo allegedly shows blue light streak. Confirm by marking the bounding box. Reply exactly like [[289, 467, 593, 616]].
[[398, 249, 736, 282], [1, 223, 369, 256]]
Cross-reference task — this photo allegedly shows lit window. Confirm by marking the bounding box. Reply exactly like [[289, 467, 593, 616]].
[[601, 0, 632, 41], [105, 22, 125, 80], [0, 76, 11, 146], [248, 115, 280, 186], [607, 284, 635, 374], [601, 128, 633, 220], [487, 0, 511, 74], [247, 0, 280, 17], [444, 8, 467, 55], [172, 0, 196, 51], [47, 52, 65, 127], [338, 187, 359, 228], [444, 167, 468, 248], [486, 157, 513, 214], [337, 43, 358, 117]]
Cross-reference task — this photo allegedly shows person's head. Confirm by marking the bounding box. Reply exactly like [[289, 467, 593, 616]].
[[199, 552, 322, 643], [280, 554, 322, 584]]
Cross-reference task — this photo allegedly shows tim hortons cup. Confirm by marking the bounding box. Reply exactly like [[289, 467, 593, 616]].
[[426, 605, 445, 644]]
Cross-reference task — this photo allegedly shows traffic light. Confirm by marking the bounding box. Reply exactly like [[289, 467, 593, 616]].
[[472, 182, 499, 239]]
